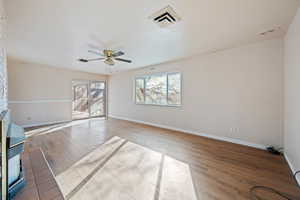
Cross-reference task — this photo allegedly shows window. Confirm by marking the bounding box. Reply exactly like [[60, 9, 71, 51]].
[[135, 72, 181, 106], [135, 78, 145, 103]]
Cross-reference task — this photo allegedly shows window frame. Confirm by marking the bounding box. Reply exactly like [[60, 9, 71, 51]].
[[134, 72, 182, 107]]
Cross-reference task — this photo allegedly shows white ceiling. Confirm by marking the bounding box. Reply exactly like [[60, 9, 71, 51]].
[[5, 0, 300, 74]]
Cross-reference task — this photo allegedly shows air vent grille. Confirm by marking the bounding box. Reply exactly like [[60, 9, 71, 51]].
[[149, 6, 181, 27]]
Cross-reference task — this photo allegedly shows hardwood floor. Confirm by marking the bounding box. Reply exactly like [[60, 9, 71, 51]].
[[22, 118, 300, 200]]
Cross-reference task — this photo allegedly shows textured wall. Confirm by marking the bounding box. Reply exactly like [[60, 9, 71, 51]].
[[109, 39, 284, 148], [284, 7, 300, 184], [8, 60, 107, 126], [0, 0, 7, 112]]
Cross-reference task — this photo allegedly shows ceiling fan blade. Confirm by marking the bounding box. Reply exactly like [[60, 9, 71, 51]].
[[88, 50, 104, 56], [115, 58, 132, 63], [88, 58, 105, 61], [87, 43, 103, 50], [78, 58, 89, 62], [78, 58, 105, 62], [112, 51, 125, 57]]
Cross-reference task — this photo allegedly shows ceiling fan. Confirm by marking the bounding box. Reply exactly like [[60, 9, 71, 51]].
[[78, 49, 132, 66]]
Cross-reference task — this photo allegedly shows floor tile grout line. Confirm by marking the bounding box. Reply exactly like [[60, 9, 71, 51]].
[[28, 149, 45, 200], [190, 164, 200, 200], [65, 140, 128, 200], [154, 154, 165, 200], [40, 147, 66, 199], [23, 152, 40, 200]]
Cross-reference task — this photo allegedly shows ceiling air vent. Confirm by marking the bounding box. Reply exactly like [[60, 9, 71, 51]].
[[149, 6, 181, 27]]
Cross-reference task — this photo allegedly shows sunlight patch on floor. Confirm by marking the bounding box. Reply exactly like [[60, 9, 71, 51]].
[[55, 136, 125, 197], [25, 118, 105, 138], [54, 136, 198, 200], [160, 156, 197, 200]]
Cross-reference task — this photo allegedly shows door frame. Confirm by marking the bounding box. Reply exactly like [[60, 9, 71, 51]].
[[71, 79, 107, 120]]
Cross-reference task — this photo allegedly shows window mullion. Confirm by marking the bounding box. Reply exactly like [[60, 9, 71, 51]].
[[143, 77, 146, 103], [166, 74, 169, 105]]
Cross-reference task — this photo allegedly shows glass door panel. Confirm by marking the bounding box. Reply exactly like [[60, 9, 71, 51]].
[[72, 80, 106, 120], [90, 81, 105, 117], [72, 81, 89, 120]]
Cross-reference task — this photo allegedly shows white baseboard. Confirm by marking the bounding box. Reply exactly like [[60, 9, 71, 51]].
[[284, 153, 300, 186], [108, 115, 266, 150], [22, 120, 71, 128]]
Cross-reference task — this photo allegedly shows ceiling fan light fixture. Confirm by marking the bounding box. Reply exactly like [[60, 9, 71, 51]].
[[78, 48, 132, 66], [104, 58, 114, 66]]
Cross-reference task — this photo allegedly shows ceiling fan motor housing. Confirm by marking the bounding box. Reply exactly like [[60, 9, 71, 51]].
[[104, 50, 114, 57]]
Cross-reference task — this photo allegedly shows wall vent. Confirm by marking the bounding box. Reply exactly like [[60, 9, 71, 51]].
[[149, 6, 181, 27]]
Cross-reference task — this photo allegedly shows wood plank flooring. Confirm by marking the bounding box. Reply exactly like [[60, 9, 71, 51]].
[[22, 118, 300, 200]]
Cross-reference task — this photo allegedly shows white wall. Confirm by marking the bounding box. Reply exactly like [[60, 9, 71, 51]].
[[284, 8, 300, 184], [109, 39, 284, 148], [0, 0, 7, 112], [8, 59, 107, 126]]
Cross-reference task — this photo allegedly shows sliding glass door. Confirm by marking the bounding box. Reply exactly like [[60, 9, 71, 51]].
[[72, 80, 106, 120], [72, 81, 89, 119], [90, 81, 105, 117]]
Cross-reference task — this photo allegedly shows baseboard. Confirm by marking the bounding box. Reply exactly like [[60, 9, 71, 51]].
[[108, 115, 266, 150], [284, 153, 300, 186], [22, 120, 71, 128]]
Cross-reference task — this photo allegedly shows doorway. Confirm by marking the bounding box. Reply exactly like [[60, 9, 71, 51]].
[[72, 80, 106, 120]]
